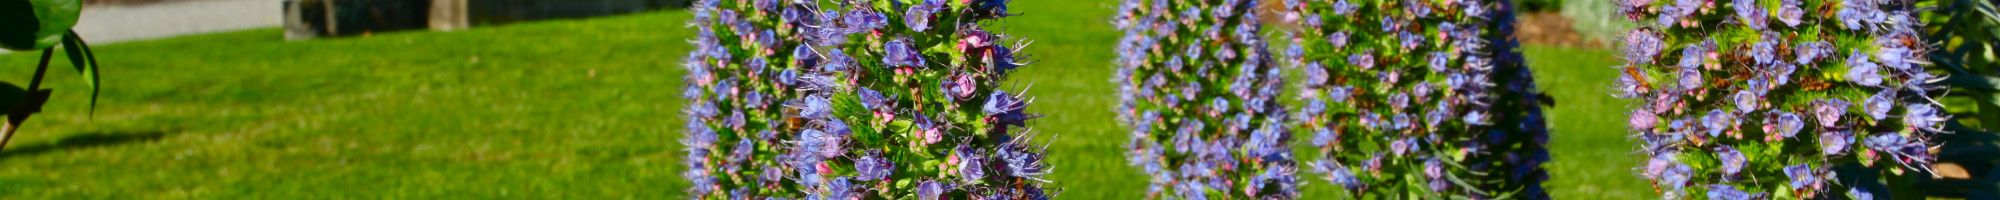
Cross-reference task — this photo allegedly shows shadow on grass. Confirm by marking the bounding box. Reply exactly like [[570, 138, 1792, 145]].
[[0, 130, 171, 160]]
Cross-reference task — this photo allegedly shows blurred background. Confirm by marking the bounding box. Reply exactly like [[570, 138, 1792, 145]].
[[0, 0, 1991, 198]]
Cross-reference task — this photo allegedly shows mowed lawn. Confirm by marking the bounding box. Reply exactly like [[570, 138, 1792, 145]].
[[0, 1, 1649, 199]]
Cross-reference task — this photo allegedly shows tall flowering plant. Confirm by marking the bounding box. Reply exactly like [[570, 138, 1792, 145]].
[[1613, 0, 1943, 198], [681, 0, 1054, 199], [1113, 0, 1300, 199], [1277, 0, 1551, 198]]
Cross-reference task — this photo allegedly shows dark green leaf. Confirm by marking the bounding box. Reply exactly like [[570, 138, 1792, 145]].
[[1945, 74, 2000, 92], [60, 30, 97, 114], [0, 81, 24, 116], [0, 0, 82, 50]]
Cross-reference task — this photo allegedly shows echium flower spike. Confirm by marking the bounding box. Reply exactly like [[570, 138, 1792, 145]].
[[1114, 0, 1298, 198], [1277, 0, 1552, 198], [683, 0, 1055, 198], [1614, 0, 1942, 198]]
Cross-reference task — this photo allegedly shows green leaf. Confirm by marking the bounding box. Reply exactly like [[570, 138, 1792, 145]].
[[0, 0, 83, 51], [0, 81, 25, 116], [60, 30, 97, 115], [1944, 74, 2000, 92]]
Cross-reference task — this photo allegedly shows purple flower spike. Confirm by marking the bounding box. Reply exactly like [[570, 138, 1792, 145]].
[[1610, 0, 1941, 197], [687, 0, 1051, 197]]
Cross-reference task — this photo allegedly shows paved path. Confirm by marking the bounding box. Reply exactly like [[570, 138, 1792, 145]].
[[75, 0, 283, 43], [5, 0, 280, 53]]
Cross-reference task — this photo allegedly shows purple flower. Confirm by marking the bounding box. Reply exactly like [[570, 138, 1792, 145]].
[[918, 180, 949, 200], [985, 91, 1031, 130], [1616, 68, 1647, 98], [955, 145, 987, 182], [1331, 0, 1356, 16], [1661, 163, 1692, 190], [1404, 0, 1431, 17], [1643, 151, 1676, 179], [1905, 104, 1946, 132], [859, 88, 891, 110], [1349, 53, 1375, 70], [885, 39, 921, 67], [1390, 137, 1417, 156], [1678, 43, 1707, 71], [857, 150, 895, 181], [825, 177, 857, 199], [1398, 31, 1425, 50], [1865, 90, 1894, 120], [798, 128, 846, 158], [1847, 52, 1883, 86], [1821, 130, 1855, 155], [1768, 111, 1804, 140], [1632, 108, 1660, 131], [1624, 29, 1664, 64], [1702, 109, 1735, 137], [1327, 86, 1352, 103], [1708, 184, 1758, 200], [1733, 90, 1759, 113], [846, 10, 888, 32], [1328, 32, 1349, 48], [906, 0, 943, 32], [998, 143, 1049, 179], [1878, 42, 1916, 72], [1616, 0, 1652, 19], [1751, 41, 1778, 66], [1312, 160, 1362, 190], [1837, 0, 1885, 31], [1679, 66, 1703, 92], [1785, 164, 1823, 191], [1735, 1, 1769, 30], [1778, 0, 1805, 26], [1796, 42, 1834, 65], [1813, 99, 1850, 128], [1716, 145, 1747, 175], [1428, 51, 1450, 72], [1850, 187, 1877, 200]]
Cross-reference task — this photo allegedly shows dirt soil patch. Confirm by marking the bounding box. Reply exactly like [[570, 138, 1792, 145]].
[[1516, 12, 1600, 47]]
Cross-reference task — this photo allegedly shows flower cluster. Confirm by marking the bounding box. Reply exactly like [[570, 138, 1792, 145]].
[[1278, 0, 1551, 198], [1614, 0, 1942, 198], [1113, 0, 1299, 198], [682, 0, 1054, 199]]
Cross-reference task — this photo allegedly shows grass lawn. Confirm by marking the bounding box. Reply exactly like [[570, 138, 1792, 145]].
[[0, 0, 1650, 198]]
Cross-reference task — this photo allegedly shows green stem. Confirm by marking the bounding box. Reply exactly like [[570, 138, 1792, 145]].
[[0, 48, 56, 151]]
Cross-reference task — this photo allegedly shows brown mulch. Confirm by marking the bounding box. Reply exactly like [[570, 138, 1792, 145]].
[[1515, 12, 1601, 47]]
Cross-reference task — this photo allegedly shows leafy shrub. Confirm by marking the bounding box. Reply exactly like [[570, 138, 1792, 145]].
[[1612, 0, 1941, 198], [1521, 0, 1564, 12], [1112, 0, 1300, 198], [0, 0, 104, 150], [682, 0, 1054, 199], [1276, 0, 1551, 198], [1562, 0, 1636, 46]]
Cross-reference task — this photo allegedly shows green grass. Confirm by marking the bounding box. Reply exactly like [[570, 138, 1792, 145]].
[[0, 1, 1649, 198]]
